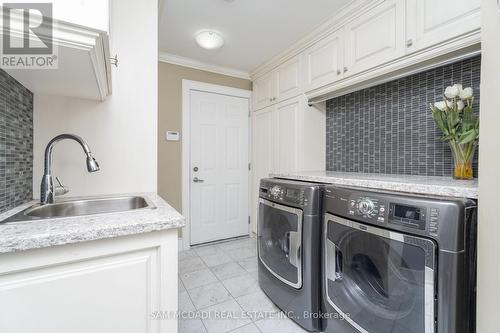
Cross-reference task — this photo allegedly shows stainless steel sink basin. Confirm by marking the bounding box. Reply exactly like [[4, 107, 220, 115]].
[[2, 196, 156, 223]]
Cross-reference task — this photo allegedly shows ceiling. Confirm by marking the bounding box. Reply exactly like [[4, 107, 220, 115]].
[[158, 0, 353, 75]]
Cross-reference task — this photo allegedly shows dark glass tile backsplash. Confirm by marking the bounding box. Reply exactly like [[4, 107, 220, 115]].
[[326, 56, 481, 177], [0, 69, 33, 214]]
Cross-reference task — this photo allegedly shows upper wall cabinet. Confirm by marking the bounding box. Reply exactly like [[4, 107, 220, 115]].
[[253, 72, 275, 110], [252, 0, 482, 104], [2, 1, 111, 101], [304, 28, 344, 92], [47, 0, 109, 32], [253, 55, 302, 111], [275, 56, 301, 102], [406, 0, 481, 53], [344, 0, 405, 76]]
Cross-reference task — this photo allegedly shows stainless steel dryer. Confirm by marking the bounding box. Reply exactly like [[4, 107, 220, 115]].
[[322, 186, 477, 333], [257, 178, 325, 332]]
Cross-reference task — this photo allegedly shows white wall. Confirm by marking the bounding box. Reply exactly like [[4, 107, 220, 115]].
[[477, 0, 500, 331], [33, 0, 158, 197]]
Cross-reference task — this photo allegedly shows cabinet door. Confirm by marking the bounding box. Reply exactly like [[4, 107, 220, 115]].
[[274, 98, 299, 174], [406, 0, 480, 53], [253, 72, 275, 111], [304, 29, 344, 91], [50, 0, 109, 31], [252, 107, 274, 230], [275, 56, 301, 102], [344, 0, 405, 76]]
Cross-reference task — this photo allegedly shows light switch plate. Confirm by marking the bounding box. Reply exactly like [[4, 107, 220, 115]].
[[166, 131, 180, 141]]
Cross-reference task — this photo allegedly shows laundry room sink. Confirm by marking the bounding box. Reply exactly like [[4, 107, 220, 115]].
[[1, 196, 155, 223]]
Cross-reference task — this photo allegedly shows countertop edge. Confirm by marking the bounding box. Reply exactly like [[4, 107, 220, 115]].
[[0, 193, 185, 254], [270, 173, 478, 199]]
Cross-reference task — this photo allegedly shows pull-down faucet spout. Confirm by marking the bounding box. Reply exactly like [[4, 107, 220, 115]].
[[40, 134, 100, 205]]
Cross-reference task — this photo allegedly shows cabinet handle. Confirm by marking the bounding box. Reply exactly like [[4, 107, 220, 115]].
[[343, 67, 348, 73], [337, 69, 341, 75], [406, 39, 413, 47]]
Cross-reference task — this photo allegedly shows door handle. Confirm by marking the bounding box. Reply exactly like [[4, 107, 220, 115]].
[[326, 238, 342, 282], [287, 231, 300, 268], [193, 177, 205, 183]]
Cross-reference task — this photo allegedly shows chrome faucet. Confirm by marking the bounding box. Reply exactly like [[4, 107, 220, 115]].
[[40, 134, 100, 205]]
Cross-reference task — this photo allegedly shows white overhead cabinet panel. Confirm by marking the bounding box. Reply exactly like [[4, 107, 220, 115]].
[[252, 106, 274, 230], [274, 56, 301, 102], [304, 29, 344, 91], [3, 0, 111, 101], [47, 0, 109, 32], [344, 0, 405, 76], [273, 98, 299, 174], [406, 0, 481, 53], [253, 72, 275, 111]]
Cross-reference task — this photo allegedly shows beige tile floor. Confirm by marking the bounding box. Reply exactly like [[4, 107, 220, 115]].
[[178, 236, 309, 333]]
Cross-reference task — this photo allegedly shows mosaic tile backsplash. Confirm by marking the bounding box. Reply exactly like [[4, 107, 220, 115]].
[[326, 56, 480, 177], [0, 69, 33, 214]]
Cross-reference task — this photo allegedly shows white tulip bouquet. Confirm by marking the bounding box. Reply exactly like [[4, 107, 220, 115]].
[[429, 84, 479, 179]]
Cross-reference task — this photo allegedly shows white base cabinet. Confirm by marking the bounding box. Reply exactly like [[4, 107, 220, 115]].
[[0, 229, 178, 333]]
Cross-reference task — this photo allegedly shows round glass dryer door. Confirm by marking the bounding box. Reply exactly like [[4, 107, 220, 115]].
[[324, 214, 436, 333], [258, 199, 303, 288]]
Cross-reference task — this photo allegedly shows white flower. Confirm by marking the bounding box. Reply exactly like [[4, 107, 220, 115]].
[[457, 100, 464, 111], [460, 87, 473, 100], [444, 84, 462, 99], [434, 101, 447, 111]]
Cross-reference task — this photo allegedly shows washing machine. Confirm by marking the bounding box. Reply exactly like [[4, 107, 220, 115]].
[[322, 185, 477, 333], [257, 178, 325, 332]]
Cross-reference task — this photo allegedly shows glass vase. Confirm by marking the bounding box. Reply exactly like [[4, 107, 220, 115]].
[[449, 141, 477, 180]]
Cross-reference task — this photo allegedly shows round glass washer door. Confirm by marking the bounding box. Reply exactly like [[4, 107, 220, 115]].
[[324, 214, 436, 333]]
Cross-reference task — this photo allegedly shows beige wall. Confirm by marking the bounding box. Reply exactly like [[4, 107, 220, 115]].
[[477, 0, 500, 331], [157, 62, 251, 213]]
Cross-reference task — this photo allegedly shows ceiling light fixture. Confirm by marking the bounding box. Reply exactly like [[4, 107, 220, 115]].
[[195, 30, 225, 50]]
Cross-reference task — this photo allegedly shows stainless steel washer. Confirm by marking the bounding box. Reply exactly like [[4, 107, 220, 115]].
[[257, 178, 325, 332], [322, 186, 477, 333]]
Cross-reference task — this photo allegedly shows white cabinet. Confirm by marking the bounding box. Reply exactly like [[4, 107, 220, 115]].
[[275, 56, 302, 102], [304, 28, 345, 91], [252, 55, 302, 111], [2, 2, 111, 101], [253, 72, 275, 110], [45, 0, 109, 32], [274, 98, 300, 173], [252, 106, 274, 231], [406, 0, 481, 53], [251, 95, 325, 230], [0, 229, 178, 333], [344, 0, 405, 76]]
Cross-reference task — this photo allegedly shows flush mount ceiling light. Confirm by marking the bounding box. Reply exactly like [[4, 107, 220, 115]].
[[195, 30, 225, 50]]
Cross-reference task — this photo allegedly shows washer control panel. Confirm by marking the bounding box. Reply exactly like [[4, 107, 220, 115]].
[[348, 196, 387, 223], [260, 185, 306, 205]]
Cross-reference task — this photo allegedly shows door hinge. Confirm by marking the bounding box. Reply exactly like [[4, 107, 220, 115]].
[[248, 163, 251, 171], [248, 216, 251, 224], [248, 109, 251, 117]]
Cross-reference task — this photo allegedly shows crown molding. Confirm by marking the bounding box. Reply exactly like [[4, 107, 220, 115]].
[[158, 52, 251, 80]]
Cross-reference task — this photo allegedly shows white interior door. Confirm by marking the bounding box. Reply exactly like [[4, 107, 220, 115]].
[[190, 90, 250, 245]]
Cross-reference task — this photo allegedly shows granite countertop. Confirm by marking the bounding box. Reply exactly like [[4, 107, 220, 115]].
[[0, 193, 185, 254], [271, 171, 478, 199]]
